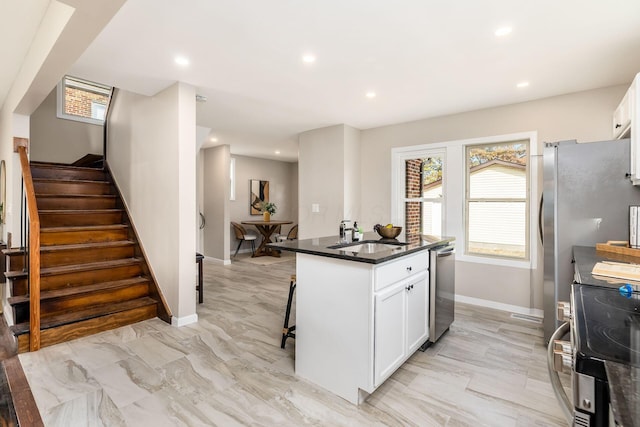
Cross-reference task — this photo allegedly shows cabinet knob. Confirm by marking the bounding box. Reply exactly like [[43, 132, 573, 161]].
[[557, 301, 571, 322], [406, 266, 412, 273], [615, 123, 622, 129]]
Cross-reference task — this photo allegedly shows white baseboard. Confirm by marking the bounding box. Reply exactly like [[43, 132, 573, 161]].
[[203, 255, 231, 266], [455, 294, 543, 318], [171, 313, 198, 327]]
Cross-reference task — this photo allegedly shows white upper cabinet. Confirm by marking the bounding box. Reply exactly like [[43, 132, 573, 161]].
[[615, 73, 640, 184], [613, 88, 632, 139]]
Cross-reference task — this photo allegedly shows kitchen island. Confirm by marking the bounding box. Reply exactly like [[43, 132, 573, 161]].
[[269, 232, 453, 404]]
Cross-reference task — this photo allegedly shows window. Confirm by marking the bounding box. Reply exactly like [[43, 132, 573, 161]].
[[57, 75, 111, 125], [403, 151, 445, 244], [465, 140, 529, 260]]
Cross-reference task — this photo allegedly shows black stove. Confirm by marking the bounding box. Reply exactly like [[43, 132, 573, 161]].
[[574, 283, 640, 368], [571, 283, 640, 426]]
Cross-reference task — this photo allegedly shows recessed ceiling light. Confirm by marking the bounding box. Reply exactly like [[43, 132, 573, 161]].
[[495, 27, 512, 37], [302, 54, 316, 64], [275, 150, 281, 154], [366, 91, 376, 99], [210, 137, 218, 142], [174, 56, 190, 66], [516, 81, 529, 88]]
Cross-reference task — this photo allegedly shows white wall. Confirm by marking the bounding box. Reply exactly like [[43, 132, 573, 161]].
[[344, 125, 361, 227], [196, 150, 204, 253], [202, 145, 230, 261], [298, 124, 362, 239], [30, 87, 103, 163], [358, 84, 628, 311], [107, 83, 197, 325], [228, 155, 298, 251]]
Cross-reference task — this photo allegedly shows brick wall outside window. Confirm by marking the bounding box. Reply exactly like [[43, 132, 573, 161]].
[[405, 159, 422, 244], [64, 87, 108, 119]]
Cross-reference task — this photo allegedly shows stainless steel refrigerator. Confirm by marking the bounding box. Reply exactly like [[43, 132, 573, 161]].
[[543, 138, 640, 342]]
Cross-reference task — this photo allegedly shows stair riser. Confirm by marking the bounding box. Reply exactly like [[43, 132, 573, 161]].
[[41, 228, 129, 245], [6, 254, 25, 273], [31, 167, 107, 182], [11, 264, 143, 294], [11, 281, 27, 298], [41, 246, 135, 268], [36, 196, 117, 210], [34, 181, 112, 195], [16, 304, 157, 353], [40, 212, 123, 227], [12, 283, 150, 324]]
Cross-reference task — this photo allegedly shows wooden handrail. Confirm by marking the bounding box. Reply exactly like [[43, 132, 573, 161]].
[[17, 146, 40, 351]]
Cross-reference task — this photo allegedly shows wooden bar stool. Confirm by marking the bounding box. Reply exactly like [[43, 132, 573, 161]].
[[281, 274, 296, 349]]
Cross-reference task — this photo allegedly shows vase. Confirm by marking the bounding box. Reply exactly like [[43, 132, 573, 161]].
[[263, 212, 271, 221]]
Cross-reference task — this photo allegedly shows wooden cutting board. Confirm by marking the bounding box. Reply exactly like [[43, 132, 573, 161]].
[[592, 261, 640, 281], [596, 241, 640, 258]]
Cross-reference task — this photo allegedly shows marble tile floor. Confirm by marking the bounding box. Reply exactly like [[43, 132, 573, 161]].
[[18, 253, 568, 426]]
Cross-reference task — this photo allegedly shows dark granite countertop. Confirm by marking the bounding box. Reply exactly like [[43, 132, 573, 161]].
[[605, 361, 640, 427], [573, 245, 640, 289], [268, 232, 454, 264]]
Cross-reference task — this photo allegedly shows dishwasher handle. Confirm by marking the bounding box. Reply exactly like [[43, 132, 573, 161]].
[[434, 245, 455, 257]]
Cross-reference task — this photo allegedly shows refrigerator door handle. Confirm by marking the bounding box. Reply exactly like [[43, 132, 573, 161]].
[[538, 194, 543, 244]]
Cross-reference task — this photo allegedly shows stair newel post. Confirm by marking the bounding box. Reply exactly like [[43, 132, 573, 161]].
[[17, 144, 41, 351]]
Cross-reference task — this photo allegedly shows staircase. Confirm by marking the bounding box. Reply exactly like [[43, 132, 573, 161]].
[[5, 161, 168, 353]]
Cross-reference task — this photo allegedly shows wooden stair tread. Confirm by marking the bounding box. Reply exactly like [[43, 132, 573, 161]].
[[33, 178, 110, 184], [5, 258, 142, 279], [10, 297, 157, 335], [35, 194, 116, 199], [40, 209, 123, 214], [30, 162, 105, 171], [5, 271, 27, 280], [8, 277, 149, 305], [4, 240, 134, 256], [40, 257, 142, 275], [41, 224, 128, 232], [2, 248, 24, 255], [39, 241, 135, 252]]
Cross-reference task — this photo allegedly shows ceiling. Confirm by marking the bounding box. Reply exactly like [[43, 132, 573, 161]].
[[0, 0, 50, 111], [42, 1, 640, 161]]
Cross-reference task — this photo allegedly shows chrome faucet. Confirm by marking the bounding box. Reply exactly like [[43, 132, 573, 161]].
[[340, 220, 353, 241]]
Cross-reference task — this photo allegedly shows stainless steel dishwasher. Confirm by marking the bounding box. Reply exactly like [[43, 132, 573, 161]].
[[421, 242, 455, 349]]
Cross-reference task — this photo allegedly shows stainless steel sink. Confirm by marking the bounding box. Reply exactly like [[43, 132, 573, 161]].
[[328, 241, 407, 254]]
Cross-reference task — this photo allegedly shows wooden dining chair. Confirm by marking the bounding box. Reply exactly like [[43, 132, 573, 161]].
[[277, 224, 298, 242], [231, 221, 257, 258]]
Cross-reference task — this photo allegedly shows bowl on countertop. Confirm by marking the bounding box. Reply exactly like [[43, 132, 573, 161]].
[[376, 225, 402, 239]]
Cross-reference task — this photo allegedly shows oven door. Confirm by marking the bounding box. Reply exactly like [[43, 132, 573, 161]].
[[547, 321, 574, 426]]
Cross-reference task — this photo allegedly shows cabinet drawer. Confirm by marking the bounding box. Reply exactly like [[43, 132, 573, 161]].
[[375, 250, 428, 291]]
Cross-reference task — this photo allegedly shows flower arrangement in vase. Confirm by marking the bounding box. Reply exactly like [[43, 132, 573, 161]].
[[262, 202, 276, 221]]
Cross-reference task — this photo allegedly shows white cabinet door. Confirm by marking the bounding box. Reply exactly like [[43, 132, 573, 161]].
[[613, 89, 632, 139], [374, 281, 406, 387], [406, 271, 429, 354]]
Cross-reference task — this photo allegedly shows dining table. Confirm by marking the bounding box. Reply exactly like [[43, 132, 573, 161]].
[[241, 220, 293, 257]]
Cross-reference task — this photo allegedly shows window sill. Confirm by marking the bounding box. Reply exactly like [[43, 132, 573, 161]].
[[456, 253, 531, 269], [56, 112, 104, 126]]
